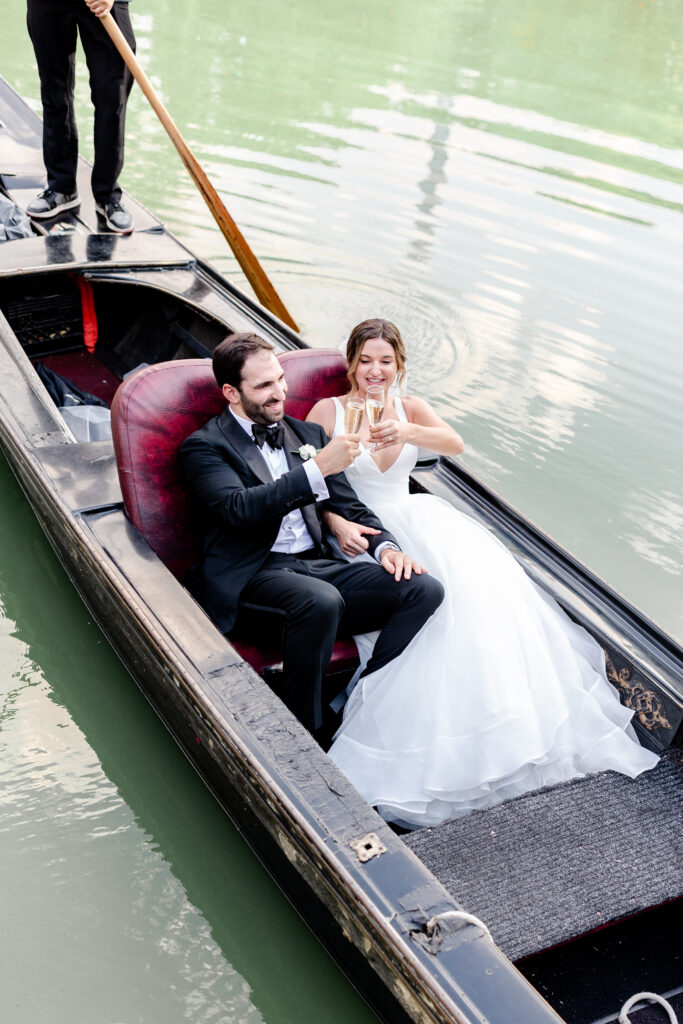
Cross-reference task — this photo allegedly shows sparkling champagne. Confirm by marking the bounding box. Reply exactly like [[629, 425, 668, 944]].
[[366, 400, 384, 425], [344, 400, 364, 433]]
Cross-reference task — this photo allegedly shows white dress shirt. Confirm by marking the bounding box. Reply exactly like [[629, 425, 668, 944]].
[[230, 408, 398, 563], [230, 408, 328, 553]]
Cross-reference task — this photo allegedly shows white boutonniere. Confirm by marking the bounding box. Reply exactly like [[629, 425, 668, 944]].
[[293, 443, 320, 461]]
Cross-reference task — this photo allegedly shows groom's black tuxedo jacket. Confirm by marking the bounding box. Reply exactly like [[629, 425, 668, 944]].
[[179, 409, 399, 633]]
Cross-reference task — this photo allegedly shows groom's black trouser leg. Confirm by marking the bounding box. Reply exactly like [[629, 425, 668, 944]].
[[240, 554, 444, 733], [331, 561, 445, 677], [240, 559, 345, 732]]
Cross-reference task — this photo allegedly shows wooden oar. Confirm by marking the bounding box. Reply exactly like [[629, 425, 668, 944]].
[[101, 12, 299, 332]]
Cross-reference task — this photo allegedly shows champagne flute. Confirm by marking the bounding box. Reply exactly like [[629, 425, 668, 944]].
[[344, 397, 365, 434], [365, 385, 385, 451], [365, 384, 385, 426]]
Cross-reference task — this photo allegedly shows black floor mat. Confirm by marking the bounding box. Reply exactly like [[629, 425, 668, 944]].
[[404, 747, 683, 960]]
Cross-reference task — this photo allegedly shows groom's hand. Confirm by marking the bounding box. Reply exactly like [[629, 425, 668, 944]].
[[313, 434, 361, 477], [380, 549, 427, 581]]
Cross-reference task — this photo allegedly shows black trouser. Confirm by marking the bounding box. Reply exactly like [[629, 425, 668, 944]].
[[26, 0, 135, 203], [240, 552, 445, 733]]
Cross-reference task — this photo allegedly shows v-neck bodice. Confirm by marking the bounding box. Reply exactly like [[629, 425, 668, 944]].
[[331, 395, 418, 508]]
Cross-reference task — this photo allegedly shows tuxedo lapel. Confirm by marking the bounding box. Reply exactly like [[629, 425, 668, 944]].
[[217, 412, 324, 550], [283, 420, 305, 471], [217, 408, 272, 485], [283, 420, 323, 549]]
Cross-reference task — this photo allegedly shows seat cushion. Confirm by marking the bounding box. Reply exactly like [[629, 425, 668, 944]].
[[233, 634, 359, 675], [278, 348, 348, 420], [111, 350, 348, 579], [111, 349, 358, 675], [111, 358, 223, 579]]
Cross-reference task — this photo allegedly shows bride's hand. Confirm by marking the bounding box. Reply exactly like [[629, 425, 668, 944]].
[[379, 549, 426, 581], [368, 418, 409, 452], [324, 511, 380, 556]]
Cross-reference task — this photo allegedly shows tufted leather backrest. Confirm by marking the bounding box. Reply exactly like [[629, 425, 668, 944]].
[[111, 349, 348, 579], [279, 348, 349, 420], [111, 358, 223, 579]]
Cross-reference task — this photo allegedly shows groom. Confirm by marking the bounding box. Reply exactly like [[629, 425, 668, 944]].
[[179, 332, 444, 738]]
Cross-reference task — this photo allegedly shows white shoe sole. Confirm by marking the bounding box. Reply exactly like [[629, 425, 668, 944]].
[[95, 203, 134, 234], [27, 196, 80, 219]]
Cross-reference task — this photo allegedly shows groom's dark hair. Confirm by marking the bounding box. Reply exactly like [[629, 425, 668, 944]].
[[213, 333, 275, 388]]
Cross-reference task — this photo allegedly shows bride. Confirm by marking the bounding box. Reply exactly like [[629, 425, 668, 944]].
[[306, 318, 658, 829]]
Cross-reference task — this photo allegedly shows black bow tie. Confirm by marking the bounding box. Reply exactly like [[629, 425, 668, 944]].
[[252, 422, 285, 450]]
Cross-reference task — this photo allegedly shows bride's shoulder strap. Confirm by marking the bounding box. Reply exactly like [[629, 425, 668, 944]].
[[394, 394, 408, 422], [327, 395, 345, 435]]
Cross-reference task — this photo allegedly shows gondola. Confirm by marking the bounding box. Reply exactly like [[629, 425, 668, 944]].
[[1, 74, 681, 1024]]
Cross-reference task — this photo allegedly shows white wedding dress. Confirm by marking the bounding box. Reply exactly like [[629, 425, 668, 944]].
[[327, 397, 658, 828]]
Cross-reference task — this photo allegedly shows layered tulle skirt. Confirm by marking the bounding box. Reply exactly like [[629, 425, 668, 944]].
[[328, 493, 658, 829]]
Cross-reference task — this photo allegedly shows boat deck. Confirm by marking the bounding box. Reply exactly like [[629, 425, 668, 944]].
[[404, 746, 682, 959]]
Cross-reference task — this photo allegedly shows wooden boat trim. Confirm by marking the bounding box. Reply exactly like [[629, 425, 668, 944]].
[[0, 230, 192, 277], [81, 261, 303, 346]]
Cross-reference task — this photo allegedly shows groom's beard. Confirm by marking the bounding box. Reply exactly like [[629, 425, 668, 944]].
[[238, 392, 286, 425]]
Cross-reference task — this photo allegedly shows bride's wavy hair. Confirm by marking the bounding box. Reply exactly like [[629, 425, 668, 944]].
[[345, 319, 407, 393]]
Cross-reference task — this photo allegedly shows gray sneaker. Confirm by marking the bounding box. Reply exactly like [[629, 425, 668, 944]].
[[95, 199, 133, 234], [26, 188, 80, 219]]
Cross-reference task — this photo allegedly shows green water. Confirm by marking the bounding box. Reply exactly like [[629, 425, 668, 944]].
[[1, 1, 682, 1020]]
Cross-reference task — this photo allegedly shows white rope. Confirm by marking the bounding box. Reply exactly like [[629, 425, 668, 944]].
[[425, 910, 494, 944], [619, 992, 679, 1024]]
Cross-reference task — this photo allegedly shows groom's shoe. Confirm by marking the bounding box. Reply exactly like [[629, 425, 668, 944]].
[[386, 820, 412, 836]]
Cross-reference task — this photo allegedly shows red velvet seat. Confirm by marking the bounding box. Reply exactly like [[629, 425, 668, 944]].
[[111, 349, 357, 674], [278, 347, 349, 420]]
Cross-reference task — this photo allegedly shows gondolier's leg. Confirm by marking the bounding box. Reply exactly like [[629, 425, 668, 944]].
[[76, 0, 135, 206], [26, 0, 80, 197]]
